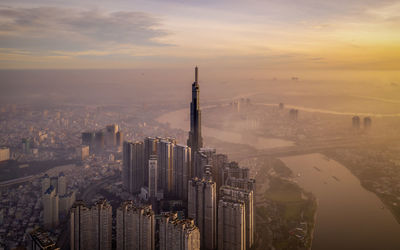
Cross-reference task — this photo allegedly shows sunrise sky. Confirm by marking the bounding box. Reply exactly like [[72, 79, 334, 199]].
[[0, 0, 399, 70]]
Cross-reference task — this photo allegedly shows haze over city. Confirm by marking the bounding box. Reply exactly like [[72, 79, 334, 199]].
[[0, 1, 400, 250]]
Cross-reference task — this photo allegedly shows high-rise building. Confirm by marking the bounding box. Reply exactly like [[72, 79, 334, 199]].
[[159, 213, 200, 250], [116, 131, 124, 147], [50, 177, 58, 194], [364, 117, 372, 129], [226, 177, 256, 193], [94, 131, 105, 153], [81, 132, 95, 146], [173, 144, 191, 200], [148, 155, 158, 199], [105, 124, 118, 147], [123, 141, 145, 194], [188, 177, 217, 250], [193, 151, 208, 179], [43, 186, 59, 230], [41, 174, 50, 194], [157, 139, 174, 196], [58, 172, 67, 196], [220, 186, 254, 249], [28, 228, 59, 250], [22, 138, 31, 154], [70, 201, 93, 250], [0, 147, 10, 162], [217, 200, 246, 250], [59, 191, 76, 216], [77, 145, 90, 160], [92, 199, 113, 250], [144, 137, 159, 186], [116, 201, 155, 250], [352, 116, 360, 129], [221, 162, 249, 187], [187, 67, 203, 153]]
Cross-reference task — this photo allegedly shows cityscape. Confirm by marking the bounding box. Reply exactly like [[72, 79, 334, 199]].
[[1, 1, 400, 250]]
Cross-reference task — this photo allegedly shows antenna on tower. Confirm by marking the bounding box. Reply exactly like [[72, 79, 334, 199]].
[[195, 66, 198, 83]]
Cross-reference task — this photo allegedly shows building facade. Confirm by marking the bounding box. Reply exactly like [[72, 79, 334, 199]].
[[116, 201, 155, 250], [159, 213, 200, 250], [217, 200, 246, 250], [187, 66, 203, 153], [188, 177, 217, 250]]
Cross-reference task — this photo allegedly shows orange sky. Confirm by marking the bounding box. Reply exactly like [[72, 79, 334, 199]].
[[0, 0, 399, 72]]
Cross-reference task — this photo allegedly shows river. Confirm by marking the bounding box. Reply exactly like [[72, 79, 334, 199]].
[[156, 107, 294, 150], [281, 153, 400, 250]]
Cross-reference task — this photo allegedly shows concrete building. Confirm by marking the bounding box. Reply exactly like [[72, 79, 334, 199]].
[[144, 137, 159, 187], [41, 174, 50, 194], [157, 139, 174, 196], [59, 191, 76, 216], [105, 124, 118, 147], [217, 200, 246, 250], [116, 201, 155, 250], [50, 177, 58, 194], [123, 141, 145, 194], [364, 117, 372, 129], [92, 199, 113, 250], [220, 186, 254, 249], [28, 228, 59, 250], [116, 131, 124, 147], [94, 131, 105, 153], [0, 147, 10, 162], [188, 177, 217, 250], [58, 172, 67, 196], [173, 144, 191, 201], [159, 213, 200, 250], [226, 177, 256, 193], [193, 151, 208, 179], [70, 201, 93, 250], [187, 66, 203, 153], [352, 116, 360, 129], [76, 145, 90, 160], [148, 155, 158, 199], [43, 186, 59, 230]]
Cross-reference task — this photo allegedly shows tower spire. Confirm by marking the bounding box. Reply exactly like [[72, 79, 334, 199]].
[[195, 66, 198, 83]]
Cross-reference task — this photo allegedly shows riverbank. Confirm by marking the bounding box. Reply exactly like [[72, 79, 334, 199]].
[[253, 157, 317, 250]]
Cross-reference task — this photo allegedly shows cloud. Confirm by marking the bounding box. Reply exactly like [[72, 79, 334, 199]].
[[0, 6, 168, 51]]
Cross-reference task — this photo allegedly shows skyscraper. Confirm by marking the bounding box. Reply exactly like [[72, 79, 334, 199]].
[[217, 200, 246, 250], [43, 185, 59, 230], [144, 137, 159, 186], [220, 186, 254, 249], [173, 144, 191, 201], [41, 174, 50, 194], [188, 177, 217, 250], [157, 139, 174, 196], [116, 201, 155, 250], [91, 199, 113, 250], [159, 213, 200, 250], [58, 172, 66, 196], [105, 124, 118, 147], [187, 66, 203, 153], [123, 141, 145, 194], [70, 201, 93, 250], [148, 155, 158, 199]]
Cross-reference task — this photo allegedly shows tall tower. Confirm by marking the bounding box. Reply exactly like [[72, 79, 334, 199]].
[[188, 66, 203, 153]]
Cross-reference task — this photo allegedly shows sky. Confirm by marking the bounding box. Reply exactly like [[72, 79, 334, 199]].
[[0, 0, 399, 71]]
